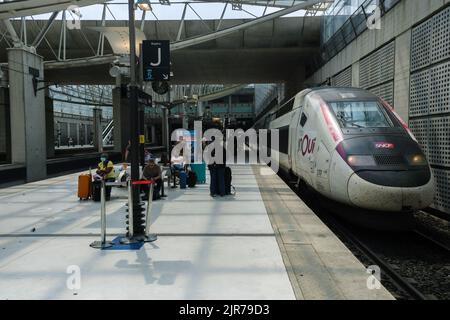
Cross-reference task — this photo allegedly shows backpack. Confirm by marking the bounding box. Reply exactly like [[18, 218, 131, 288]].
[[187, 170, 197, 188]]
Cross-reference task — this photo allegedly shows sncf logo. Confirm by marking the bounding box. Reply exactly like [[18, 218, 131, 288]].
[[300, 135, 316, 156], [374, 142, 395, 149]]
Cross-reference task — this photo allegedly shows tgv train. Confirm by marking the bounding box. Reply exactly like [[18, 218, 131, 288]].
[[254, 87, 435, 213]]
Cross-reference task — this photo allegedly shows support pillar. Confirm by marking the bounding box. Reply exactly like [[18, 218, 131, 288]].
[[93, 108, 103, 152], [113, 86, 130, 154], [151, 125, 156, 144], [0, 87, 11, 163], [162, 107, 169, 153], [197, 101, 203, 118], [45, 92, 55, 158], [7, 48, 47, 181], [182, 103, 188, 129]]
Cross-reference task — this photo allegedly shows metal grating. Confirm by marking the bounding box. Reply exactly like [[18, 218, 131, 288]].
[[428, 116, 450, 167], [410, 5, 450, 215], [409, 116, 450, 167], [368, 81, 394, 106], [374, 155, 405, 166], [431, 168, 450, 213], [410, 69, 430, 117], [409, 119, 429, 157], [431, 6, 450, 64], [359, 41, 395, 89], [332, 66, 352, 87], [430, 60, 450, 115], [411, 19, 432, 72], [412, 6, 450, 71]]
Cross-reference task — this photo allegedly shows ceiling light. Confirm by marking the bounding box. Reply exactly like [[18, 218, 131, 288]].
[[136, 0, 152, 11]]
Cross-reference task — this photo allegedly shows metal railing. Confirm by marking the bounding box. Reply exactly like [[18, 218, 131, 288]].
[[318, 0, 401, 66]]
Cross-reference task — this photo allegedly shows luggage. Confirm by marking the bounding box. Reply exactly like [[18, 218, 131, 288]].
[[77, 174, 91, 200], [225, 167, 235, 195], [92, 180, 102, 202], [179, 171, 187, 189], [190, 163, 206, 184], [187, 170, 197, 188]]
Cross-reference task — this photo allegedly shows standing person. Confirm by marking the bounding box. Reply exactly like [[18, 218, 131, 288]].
[[207, 139, 226, 197], [96, 153, 115, 201], [141, 157, 162, 201]]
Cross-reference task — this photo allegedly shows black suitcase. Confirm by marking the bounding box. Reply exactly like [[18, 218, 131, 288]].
[[92, 180, 102, 202], [187, 170, 197, 188], [225, 167, 233, 195]]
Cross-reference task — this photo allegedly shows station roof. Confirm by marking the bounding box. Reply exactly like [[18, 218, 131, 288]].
[[0, 1, 331, 84]]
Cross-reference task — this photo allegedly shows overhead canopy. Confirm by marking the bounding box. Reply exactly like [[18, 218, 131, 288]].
[[0, 0, 108, 19]]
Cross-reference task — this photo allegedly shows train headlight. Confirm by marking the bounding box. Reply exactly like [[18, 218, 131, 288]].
[[347, 155, 376, 167], [407, 154, 428, 166]]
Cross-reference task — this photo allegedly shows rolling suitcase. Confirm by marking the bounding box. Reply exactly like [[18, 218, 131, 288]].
[[92, 180, 102, 202], [190, 163, 206, 184], [77, 174, 91, 200], [179, 171, 187, 189], [187, 170, 197, 188]]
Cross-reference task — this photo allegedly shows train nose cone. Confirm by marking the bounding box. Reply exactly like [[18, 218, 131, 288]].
[[348, 172, 435, 212]]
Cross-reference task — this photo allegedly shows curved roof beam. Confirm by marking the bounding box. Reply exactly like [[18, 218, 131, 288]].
[[170, 0, 324, 51], [0, 0, 109, 20]]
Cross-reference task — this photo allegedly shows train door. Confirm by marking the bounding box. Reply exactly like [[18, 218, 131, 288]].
[[289, 109, 301, 172], [295, 100, 317, 185]]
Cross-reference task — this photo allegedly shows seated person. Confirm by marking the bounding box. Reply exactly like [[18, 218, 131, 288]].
[[141, 157, 162, 201], [171, 150, 186, 173], [96, 153, 115, 200]]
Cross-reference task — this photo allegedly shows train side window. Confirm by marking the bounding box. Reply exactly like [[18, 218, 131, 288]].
[[300, 113, 308, 127], [278, 126, 289, 154]]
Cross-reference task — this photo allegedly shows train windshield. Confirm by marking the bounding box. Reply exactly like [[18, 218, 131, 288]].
[[328, 100, 395, 129]]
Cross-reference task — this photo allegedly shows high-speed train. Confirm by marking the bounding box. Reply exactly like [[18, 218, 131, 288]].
[[254, 87, 435, 213]]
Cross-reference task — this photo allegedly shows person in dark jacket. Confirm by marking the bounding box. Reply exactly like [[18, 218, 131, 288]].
[[207, 141, 226, 197], [141, 157, 162, 201]]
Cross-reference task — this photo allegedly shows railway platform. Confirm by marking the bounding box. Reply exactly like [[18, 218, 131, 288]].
[[0, 164, 394, 300]]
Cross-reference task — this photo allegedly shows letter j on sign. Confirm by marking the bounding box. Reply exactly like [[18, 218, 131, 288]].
[[142, 40, 170, 82]]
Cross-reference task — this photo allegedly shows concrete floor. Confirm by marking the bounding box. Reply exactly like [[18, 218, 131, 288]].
[[0, 165, 294, 299], [0, 165, 394, 300]]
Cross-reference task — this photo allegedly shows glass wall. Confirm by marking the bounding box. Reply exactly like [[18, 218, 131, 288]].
[[322, 0, 366, 44], [320, 0, 401, 64]]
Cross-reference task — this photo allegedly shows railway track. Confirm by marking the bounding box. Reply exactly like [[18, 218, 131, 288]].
[[282, 176, 450, 300]]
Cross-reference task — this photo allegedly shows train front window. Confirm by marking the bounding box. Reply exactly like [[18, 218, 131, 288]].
[[329, 101, 394, 128]]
